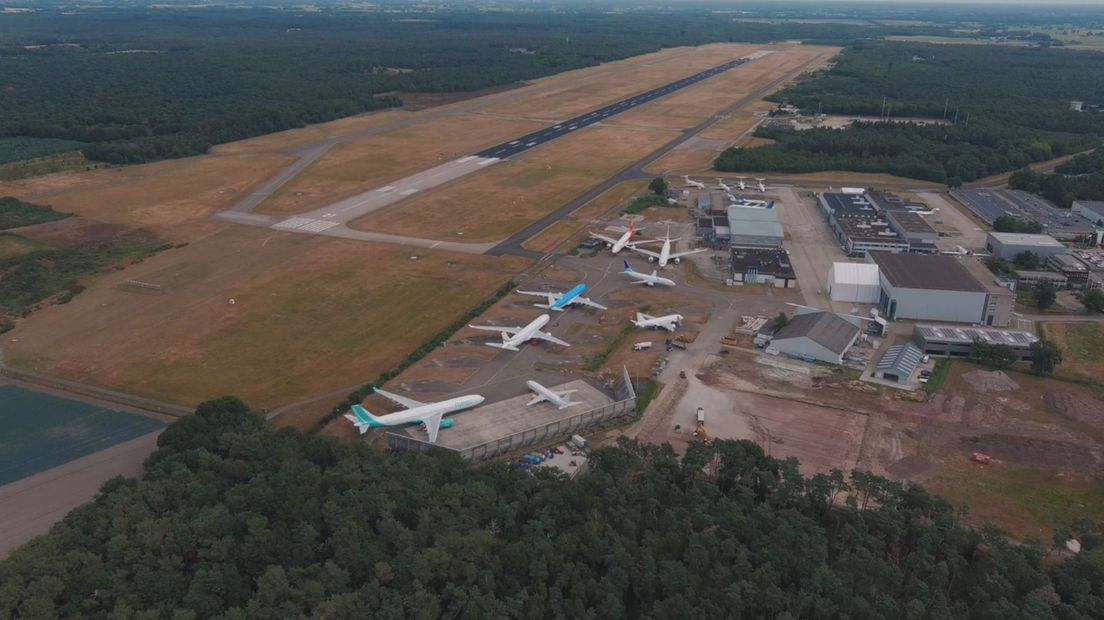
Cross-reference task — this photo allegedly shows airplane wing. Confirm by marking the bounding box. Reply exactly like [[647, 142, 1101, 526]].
[[588, 232, 619, 245], [571, 296, 608, 310], [420, 412, 444, 444], [515, 290, 556, 304], [534, 331, 571, 347], [526, 394, 548, 406], [469, 324, 520, 335], [668, 248, 707, 260], [629, 246, 662, 259], [636, 312, 655, 321], [373, 388, 426, 410]]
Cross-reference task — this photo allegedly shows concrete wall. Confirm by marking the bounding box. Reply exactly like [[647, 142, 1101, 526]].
[[986, 236, 1065, 262], [879, 282, 986, 323]]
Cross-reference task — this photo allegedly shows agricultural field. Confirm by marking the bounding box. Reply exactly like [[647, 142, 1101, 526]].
[[1039, 322, 1104, 389]]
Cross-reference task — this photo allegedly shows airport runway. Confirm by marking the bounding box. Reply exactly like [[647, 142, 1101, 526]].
[[215, 51, 772, 246]]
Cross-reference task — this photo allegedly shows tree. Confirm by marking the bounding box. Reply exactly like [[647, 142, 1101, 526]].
[[1081, 287, 1104, 313], [971, 339, 1019, 369], [648, 177, 668, 196], [994, 215, 1043, 234], [1030, 339, 1063, 374], [1013, 250, 1040, 270], [774, 312, 790, 329], [1034, 280, 1058, 309]]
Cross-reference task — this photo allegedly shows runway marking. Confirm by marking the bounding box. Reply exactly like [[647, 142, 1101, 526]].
[[273, 217, 340, 232], [400, 188, 419, 196], [458, 155, 476, 163], [377, 186, 395, 193]]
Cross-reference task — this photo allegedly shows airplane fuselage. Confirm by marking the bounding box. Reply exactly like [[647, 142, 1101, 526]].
[[355, 394, 484, 428], [499, 314, 552, 349], [552, 283, 587, 310], [526, 380, 571, 408]]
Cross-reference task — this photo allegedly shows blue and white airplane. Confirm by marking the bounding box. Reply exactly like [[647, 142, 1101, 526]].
[[344, 388, 484, 443], [515, 283, 607, 311], [622, 260, 676, 287]]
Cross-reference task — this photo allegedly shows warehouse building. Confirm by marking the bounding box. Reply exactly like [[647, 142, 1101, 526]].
[[768, 311, 861, 364], [819, 192, 910, 255], [875, 343, 924, 385], [1072, 200, 1104, 226], [960, 256, 1015, 328], [885, 210, 939, 253], [727, 206, 784, 249], [912, 324, 1038, 360], [730, 248, 796, 288], [869, 252, 993, 324], [984, 232, 1066, 262], [826, 262, 881, 303], [1014, 270, 1067, 289]]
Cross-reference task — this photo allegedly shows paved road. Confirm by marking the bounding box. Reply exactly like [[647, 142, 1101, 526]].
[[486, 49, 829, 259]]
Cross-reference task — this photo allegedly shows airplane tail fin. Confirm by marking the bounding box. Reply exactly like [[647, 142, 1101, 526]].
[[766, 201, 775, 209], [623, 259, 634, 272]]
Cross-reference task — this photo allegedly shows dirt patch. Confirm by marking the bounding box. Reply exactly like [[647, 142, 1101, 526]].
[[886, 454, 934, 481], [961, 369, 1019, 393], [1046, 392, 1104, 431]]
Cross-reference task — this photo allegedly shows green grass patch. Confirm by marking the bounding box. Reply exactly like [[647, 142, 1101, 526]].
[[923, 358, 953, 394], [622, 195, 669, 215], [584, 324, 635, 372], [634, 378, 659, 413], [0, 233, 46, 259], [0, 197, 70, 230], [1059, 324, 1104, 363], [954, 463, 1104, 537], [0, 137, 84, 165]]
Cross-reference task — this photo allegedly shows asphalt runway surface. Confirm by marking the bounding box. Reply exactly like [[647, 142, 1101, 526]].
[[474, 57, 754, 160]]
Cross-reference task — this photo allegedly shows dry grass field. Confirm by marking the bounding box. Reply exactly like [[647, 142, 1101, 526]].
[[523, 220, 584, 254], [351, 123, 676, 241], [3, 227, 529, 410], [257, 114, 547, 214]]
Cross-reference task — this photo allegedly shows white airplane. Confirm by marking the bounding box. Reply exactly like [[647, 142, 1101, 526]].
[[631, 312, 683, 332], [755, 177, 767, 193], [344, 388, 484, 443], [717, 178, 736, 193], [622, 260, 676, 287], [736, 176, 747, 191], [682, 175, 706, 190], [515, 282, 607, 311], [628, 225, 707, 268], [468, 313, 570, 351], [588, 221, 652, 255], [525, 380, 580, 409]]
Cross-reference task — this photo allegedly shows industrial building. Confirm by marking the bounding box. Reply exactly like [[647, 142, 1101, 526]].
[[768, 311, 861, 364], [1046, 253, 1091, 289], [730, 248, 796, 288], [960, 256, 1015, 328], [1014, 270, 1067, 289], [726, 206, 784, 248], [1072, 200, 1104, 225], [826, 262, 880, 303], [869, 252, 1010, 325], [818, 191, 938, 255], [912, 324, 1038, 360], [985, 232, 1066, 262], [875, 343, 924, 385], [953, 189, 1101, 244]]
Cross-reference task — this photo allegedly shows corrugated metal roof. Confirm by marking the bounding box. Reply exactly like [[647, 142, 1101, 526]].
[[773, 312, 859, 355], [878, 343, 924, 377]]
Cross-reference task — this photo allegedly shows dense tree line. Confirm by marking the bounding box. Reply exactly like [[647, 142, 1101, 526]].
[[0, 8, 947, 166], [716, 121, 1095, 184], [1, 396, 1102, 618], [717, 41, 1104, 182], [1010, 149, 1104, 210]]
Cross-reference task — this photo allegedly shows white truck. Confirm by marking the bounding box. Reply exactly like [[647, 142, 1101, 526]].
[[633, 342, 653, 351]]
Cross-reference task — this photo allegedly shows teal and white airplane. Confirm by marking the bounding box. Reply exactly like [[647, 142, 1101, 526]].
[[515, 282, 607, 312], [344, 388, 484, 443]]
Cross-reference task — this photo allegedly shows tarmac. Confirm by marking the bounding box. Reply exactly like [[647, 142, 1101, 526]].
[[392, 378, 613, 449]]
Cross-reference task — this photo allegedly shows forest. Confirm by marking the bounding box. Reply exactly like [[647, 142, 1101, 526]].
[[1, 396, 1102, 618], [1010, 149, 1104, 209], [717, 42, 1104, 182], [0, 8, 974, 166]]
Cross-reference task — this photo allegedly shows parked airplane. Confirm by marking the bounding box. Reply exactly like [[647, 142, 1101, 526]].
[[589, 221, 652, 255], [622, 260, 676, 287], [736, 176, 747, 191], [468, 313, 570, 351], [631, 312, 683, 332], [525, 380, 580, 409], [628, 225, 707, 267], [516, 283, 607, 311], [344, 388, 484, 443], [755, 177, 767, 193], [683, 175, 706, 190], [717, 178, 736, 193]]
